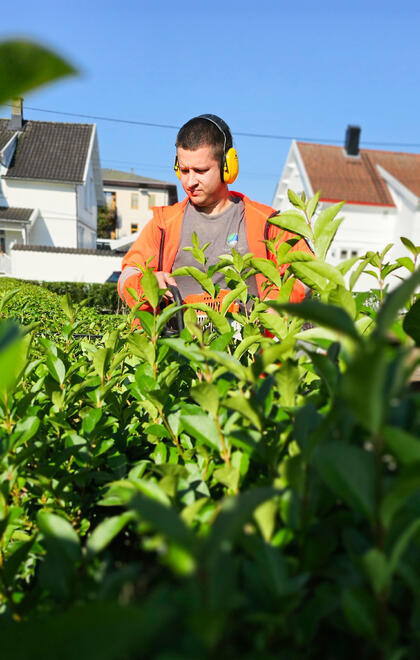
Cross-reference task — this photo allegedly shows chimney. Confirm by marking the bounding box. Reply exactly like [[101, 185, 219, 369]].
[[345, 125, 361, 156], [8, 98, 24, 131]]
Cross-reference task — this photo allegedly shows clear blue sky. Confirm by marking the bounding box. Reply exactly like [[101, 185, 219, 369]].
[[1, 0, 420, 205]]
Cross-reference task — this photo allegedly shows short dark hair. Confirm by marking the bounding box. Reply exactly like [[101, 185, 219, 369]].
[[175, 115, 232, 163]]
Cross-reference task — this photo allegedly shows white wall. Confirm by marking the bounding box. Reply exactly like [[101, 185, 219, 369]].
[[4, 179, 78, 247], [11, 249, 123, 283], [76, 158, 98, 249]]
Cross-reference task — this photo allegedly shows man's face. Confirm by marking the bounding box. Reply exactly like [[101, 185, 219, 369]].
[[176, 145, 226, 208]]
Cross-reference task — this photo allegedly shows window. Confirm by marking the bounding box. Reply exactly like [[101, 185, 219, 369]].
[[105, 191, 116, 210], [131, 223, 138, 234], [340, 249, 348, 259], [351, 249, 358, 257], [148, 193, 156, 209], [0, 230, 5, 253], [131, 193, 139, 209]]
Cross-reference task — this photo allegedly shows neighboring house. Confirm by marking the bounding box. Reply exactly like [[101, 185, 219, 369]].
[[0, 99, 104, 255], [272, 127, 420, 288], [102, 168, 178, 246], [0, 100, 126, 283]]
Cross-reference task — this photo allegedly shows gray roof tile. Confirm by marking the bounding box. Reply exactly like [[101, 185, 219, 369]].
[[0, 118, 94, 183], [102, 168, 174, 187], [0, 206, 34, 222]]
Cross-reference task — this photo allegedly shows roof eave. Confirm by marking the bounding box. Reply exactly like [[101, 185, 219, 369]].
[[376, 164, 419, 209], [293, 140, 314, 198]]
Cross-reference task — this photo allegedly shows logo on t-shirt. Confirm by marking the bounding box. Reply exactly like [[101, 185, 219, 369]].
[[227, 232, 239, 248]]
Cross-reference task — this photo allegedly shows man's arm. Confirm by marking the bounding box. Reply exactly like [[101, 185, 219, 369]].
[[118, 217, 165, 309]]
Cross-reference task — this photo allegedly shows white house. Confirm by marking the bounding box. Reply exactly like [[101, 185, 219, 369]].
[[0, 101, 126, 283], [272, 127, 420, 289], [0, 100, 104, 254], [101, 168, 177, 248]]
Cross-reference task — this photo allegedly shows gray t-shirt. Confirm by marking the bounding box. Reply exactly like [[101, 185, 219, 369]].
[[172, 197, 258, 299]]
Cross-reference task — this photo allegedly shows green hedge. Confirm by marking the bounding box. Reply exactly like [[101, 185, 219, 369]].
[[0, 277, 125, 337], [25, 280, 127, 314]]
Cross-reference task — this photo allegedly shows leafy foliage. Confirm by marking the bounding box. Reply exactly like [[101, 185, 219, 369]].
[[1, 188, 420, 659]]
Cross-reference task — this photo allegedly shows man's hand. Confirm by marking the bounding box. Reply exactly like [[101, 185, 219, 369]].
[[155, 271, 177, 299]]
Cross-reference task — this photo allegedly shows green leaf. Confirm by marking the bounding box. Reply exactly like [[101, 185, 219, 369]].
[[86, 512, 136, 556], [155, 303, 185, 334], [206, 349, 251, 381], [396, 256, 414, 273], [291, 261, 345, 288], [0, 325, 30, 397], [37, 511, 81, 562], [181, 498, 209, 526], [0, 40, 76, 105], [276, 360, 301, 406], [11, 415, 40, 449], [128, 493, 194, 550], [46, 354, 66, 385], [342, 588, 377, 639], [220, 281, 248, 316], [141, 268, 159, 309], [388, 518, 420, 577], [223, 395, 263, 431], [381, 471, 420, 528], [313, 202, 345, 261], [349, 256, 371, 291], [81, 408, 103, 434], [327, 285, 356, 319], [383, 426, 420, 465], [0, 288, 19, 313], [213, 465, 240, 491], [254, 498, 277, 542], [401, 236, 420, 256], [270, 299, 361, 343], [162, 337, 205, 363], [92, 347, 113, 383], [204, 487, 277, 566], [306, 191, 321, 220], [171, 266, 215, 297], [181, 413, 222, 452], [362, 548, 390, 595], [190, 383, 219, 417], [313, 443, 375, 520], [60, 293, 74, 321], [374, 269, 420, 339], [268, 210, 314, 241], [187, 302, 231, 334], [287, 188, 306, 209], [340, 343, 388, 434], [277, 250, 315, 265], [127, 332, 155, 366], [403, 297, 420, 345]]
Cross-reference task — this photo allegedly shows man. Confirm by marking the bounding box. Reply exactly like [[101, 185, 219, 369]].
[[118, 114, 311, 310]]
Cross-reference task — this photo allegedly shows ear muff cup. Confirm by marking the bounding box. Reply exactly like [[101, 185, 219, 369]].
[[223, 147, 239, 184]]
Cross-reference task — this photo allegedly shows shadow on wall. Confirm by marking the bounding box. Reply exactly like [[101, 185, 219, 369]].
[[29, 214, 54, 246]]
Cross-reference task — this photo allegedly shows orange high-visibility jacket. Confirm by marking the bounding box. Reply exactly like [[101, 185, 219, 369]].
[[118, 192, 312, 308]]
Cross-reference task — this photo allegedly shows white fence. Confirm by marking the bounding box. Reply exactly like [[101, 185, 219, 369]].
[[0, 253, 12, 275], [10, 246, 123, 283]]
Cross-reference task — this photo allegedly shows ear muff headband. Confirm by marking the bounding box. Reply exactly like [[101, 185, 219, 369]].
[[174, 114, 239, 184]]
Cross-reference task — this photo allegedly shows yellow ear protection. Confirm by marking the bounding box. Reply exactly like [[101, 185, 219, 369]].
[[174, 114, 239, 184]]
